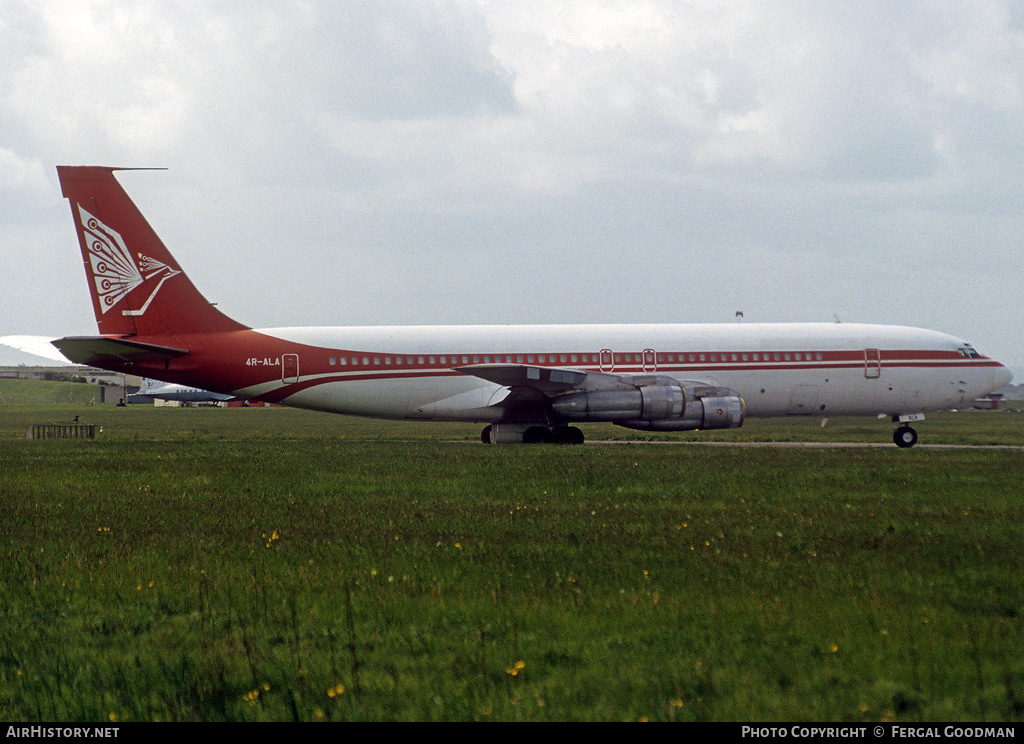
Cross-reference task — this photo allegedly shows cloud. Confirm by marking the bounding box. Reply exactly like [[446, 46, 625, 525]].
[[7, 1, 1020, 192], [0, 0, 1022, 366], [0, 148, 47, 191]]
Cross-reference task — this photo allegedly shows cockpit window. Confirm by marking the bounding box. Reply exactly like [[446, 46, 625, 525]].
[[958, 344, 981, 359]]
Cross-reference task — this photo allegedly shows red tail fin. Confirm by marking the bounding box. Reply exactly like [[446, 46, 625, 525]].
[[57, 166, 247, 337]]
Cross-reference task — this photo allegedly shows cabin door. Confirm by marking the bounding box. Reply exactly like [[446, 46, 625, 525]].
[[864, 348, 881, 379], [282, 354, 300, 384]]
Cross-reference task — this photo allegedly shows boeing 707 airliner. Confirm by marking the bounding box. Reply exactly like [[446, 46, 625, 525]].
[[52, 166, 1012, 446]]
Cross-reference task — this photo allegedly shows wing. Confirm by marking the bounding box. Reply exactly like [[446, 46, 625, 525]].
[[0, 335, 72, 364], [455, 363, 744, 431], [454, 364, 642, 395]]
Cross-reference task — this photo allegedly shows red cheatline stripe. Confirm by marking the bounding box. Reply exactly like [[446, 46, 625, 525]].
[[250, 358, 1001, 402]]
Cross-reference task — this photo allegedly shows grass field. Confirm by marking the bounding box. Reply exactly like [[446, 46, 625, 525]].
[[1, 392, 1022, 722]]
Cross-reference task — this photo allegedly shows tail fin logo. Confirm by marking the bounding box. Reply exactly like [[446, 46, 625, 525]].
[[79, 205, 180, 316]]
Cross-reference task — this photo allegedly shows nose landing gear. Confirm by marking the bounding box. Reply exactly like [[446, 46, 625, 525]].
[[892, 413, 925, 448], [893, 424, 918, 448]]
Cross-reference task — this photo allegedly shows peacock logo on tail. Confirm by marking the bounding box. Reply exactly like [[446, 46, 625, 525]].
[[79, 204, 180, 317]]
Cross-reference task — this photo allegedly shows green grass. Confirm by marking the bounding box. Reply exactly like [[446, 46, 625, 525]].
[[1, 400, 1022, 721], [0, 378, 109, 406]]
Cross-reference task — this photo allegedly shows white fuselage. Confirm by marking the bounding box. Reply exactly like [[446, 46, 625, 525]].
[[231, 322, 1009, 422]]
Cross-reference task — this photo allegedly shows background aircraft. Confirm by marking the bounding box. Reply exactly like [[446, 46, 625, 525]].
[[127, 379, 235, 405]]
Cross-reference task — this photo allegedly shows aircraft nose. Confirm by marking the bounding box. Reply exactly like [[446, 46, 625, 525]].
[[993, 364, 1013, 390]]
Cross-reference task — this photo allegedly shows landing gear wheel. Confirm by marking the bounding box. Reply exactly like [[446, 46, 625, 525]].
[[523, 426, 552, 444], [481, 425, 492, 444], [893, 425, 918, 448], [551, 426, 585, 444]]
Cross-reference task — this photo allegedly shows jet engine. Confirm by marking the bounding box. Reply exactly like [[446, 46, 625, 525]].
[[551, 381, 744, 431]]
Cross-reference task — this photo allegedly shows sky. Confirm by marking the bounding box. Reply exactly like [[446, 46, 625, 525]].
[[2, 0, 1022, 372]]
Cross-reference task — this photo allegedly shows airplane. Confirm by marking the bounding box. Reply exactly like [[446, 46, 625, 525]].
[[128, 379, 235, 405], [51, 166, 1012, 447]]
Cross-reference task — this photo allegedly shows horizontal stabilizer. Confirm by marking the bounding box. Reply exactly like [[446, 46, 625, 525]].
[[52, 336, 189, 366]]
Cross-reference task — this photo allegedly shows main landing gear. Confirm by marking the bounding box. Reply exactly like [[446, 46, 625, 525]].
[[481, 424, 585, 444], [893, 425, 918, 448]]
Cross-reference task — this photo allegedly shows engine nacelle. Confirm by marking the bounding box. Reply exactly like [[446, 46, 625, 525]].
[[551, 382, 745, 430], [551, 384, 684, 422], [617, 394, 745, 431]]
